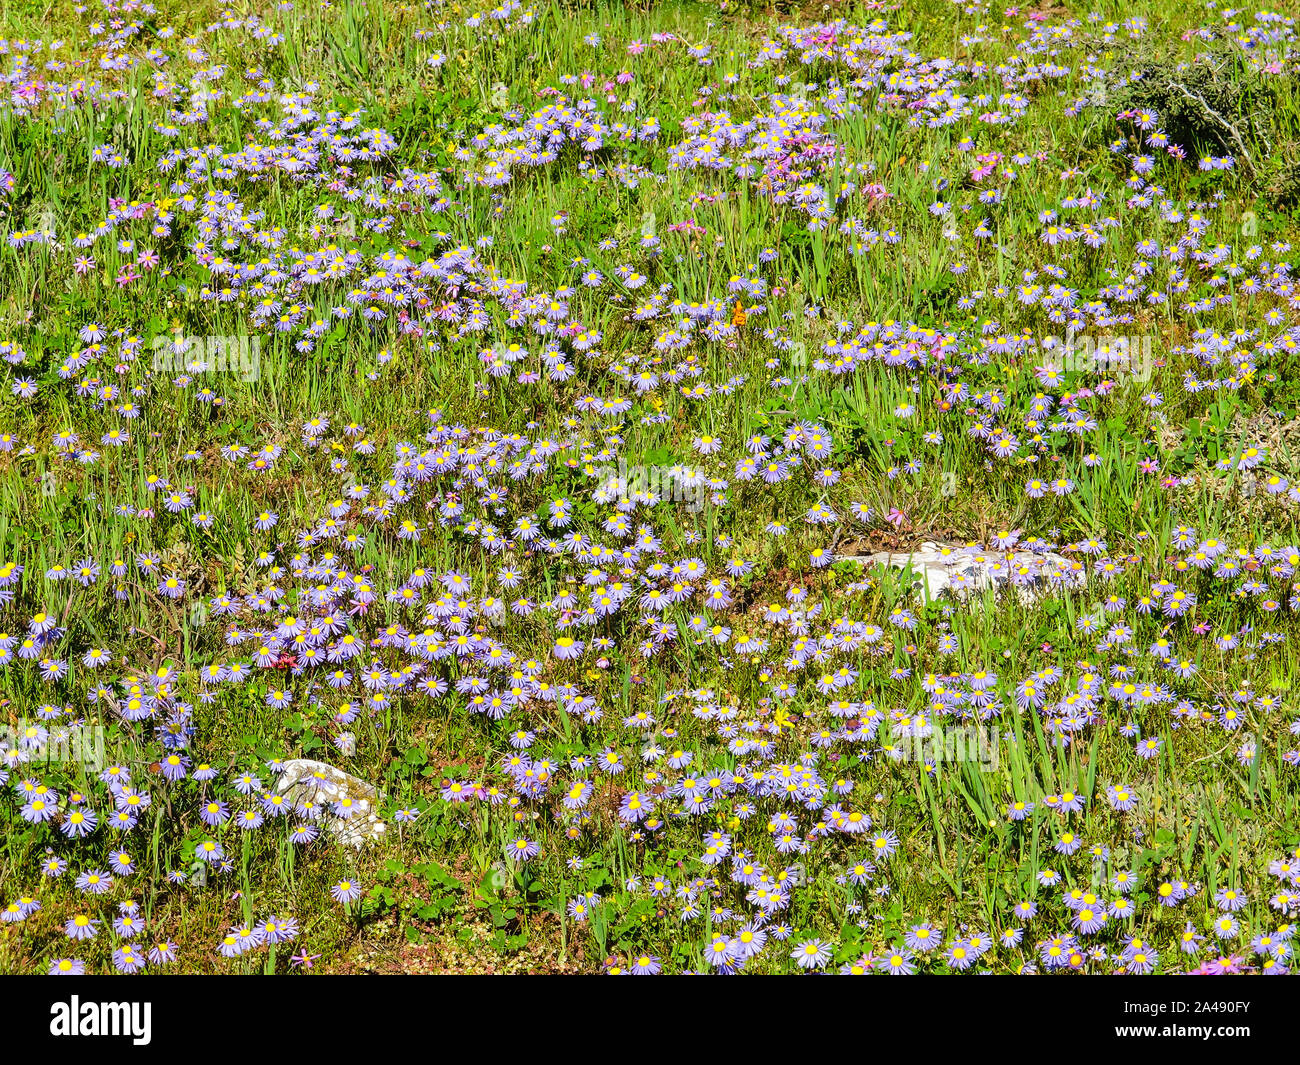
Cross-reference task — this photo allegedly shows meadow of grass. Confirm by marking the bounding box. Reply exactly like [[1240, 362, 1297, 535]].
[[1, 0, 1300, 977]]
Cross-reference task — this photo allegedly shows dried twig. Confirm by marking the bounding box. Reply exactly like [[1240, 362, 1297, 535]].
[[1168, 81, 1258, 177]]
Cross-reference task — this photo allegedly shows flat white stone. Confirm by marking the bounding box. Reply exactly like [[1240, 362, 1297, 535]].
[[274, 758, 386, 849], [835, 541, 1084, 604]]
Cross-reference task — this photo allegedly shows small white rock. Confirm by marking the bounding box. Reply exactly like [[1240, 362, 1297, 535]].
[[836, 541, 1084, 604], [274, 758, 386, 849]]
